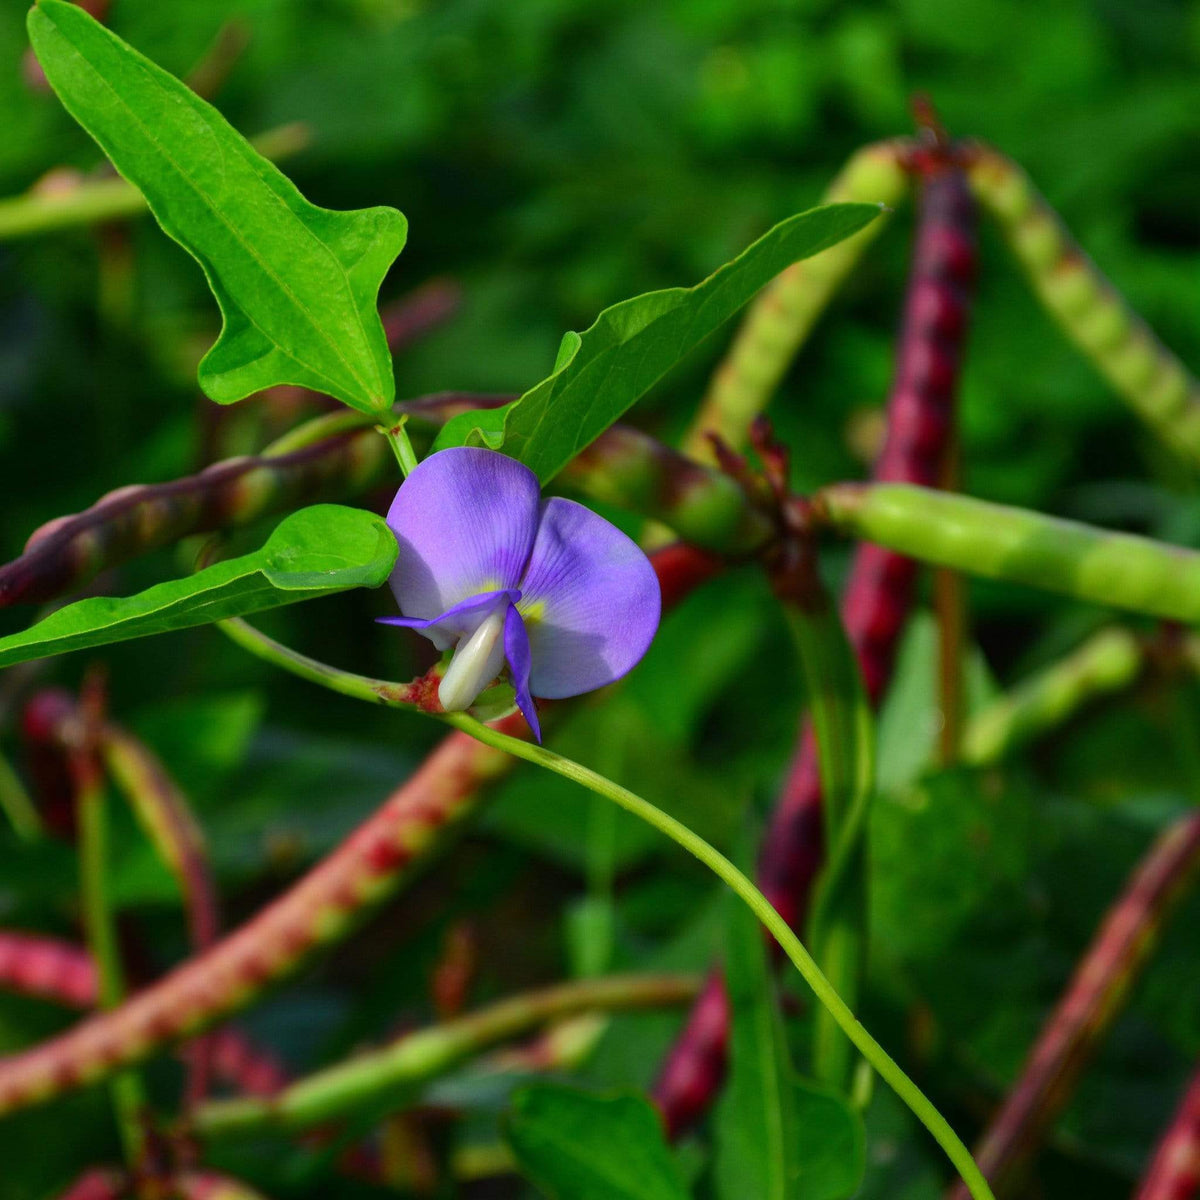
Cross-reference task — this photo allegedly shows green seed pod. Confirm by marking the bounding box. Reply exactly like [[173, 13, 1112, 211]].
[[819, 482, 1200, 623], [966, 142, 1200, 465], [960, 626, 1143, 765], [680, 140, 912, 462]]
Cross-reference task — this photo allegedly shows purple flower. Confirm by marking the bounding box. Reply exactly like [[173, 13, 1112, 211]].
[[380, 447, 661, 741]]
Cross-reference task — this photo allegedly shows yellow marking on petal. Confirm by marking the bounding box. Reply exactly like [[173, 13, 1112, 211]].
[[516, 598, 547, 629]]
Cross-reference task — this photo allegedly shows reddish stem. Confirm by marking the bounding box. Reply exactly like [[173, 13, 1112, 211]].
[[1137, 1066, 1200, 1200], [654, 159, 978, 1137]]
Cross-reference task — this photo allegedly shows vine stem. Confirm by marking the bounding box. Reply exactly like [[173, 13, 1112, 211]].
[[378, 416, 419, 477], [72, 747, 146, 1168], [0, 749, 43, 842], [441, 711, 996, 1200]]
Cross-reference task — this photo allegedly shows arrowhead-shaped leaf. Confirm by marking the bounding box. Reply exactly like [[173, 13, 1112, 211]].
[[434, 202, 883, 482], [0, 505, 397, 668], [506, 1083, 690, 1200], [28, 0, 406, 415]]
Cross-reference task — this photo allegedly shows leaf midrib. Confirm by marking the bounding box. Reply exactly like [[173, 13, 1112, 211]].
[[47, 10, 378, 404]]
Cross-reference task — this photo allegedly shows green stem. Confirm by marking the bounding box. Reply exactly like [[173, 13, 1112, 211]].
[[75, 755, 146, 1167], [195, 973, 698, 1138], [217, 616, 432, 707], [0, 749, 43, 842], [378, 415, 420, 477], [442, 713, 995, 1200]]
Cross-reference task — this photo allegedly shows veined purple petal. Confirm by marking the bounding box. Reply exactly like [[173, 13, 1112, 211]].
[[387, 448, 541, 621], [516, 497, 661, 699], [377, 588, 521, 652], [504, 604, 540, 742]]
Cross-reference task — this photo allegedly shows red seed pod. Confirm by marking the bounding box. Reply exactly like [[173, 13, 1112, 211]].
[[0, 931, 97, 1008], [653, 162, 978, 1134], [51, 1169, 128, 1200], [1137, 1066, 1200, 1200], [949, 812, 1200, 1200]]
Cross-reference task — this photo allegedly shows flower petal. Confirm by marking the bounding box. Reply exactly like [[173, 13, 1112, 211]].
[[387, 447, 541, 620], [437, 600, 511, 712], [504, 604, 541, 742], [517, 497, 661, 698], [377, 588, 520, 652]]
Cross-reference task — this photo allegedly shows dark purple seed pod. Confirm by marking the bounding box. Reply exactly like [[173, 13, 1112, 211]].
[[653, 159, 978, 1136]]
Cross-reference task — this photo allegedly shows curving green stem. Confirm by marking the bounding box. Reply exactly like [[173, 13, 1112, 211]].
[[818, 482, 1200, 622], [195, 973, 699, 1139], [217, 616, 446, 711], [73, 749, 146, 1167], [442, 712, 995, 1200]]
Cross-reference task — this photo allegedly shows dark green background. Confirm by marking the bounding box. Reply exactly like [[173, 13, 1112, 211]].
[[1, 1, 1198, 1196]]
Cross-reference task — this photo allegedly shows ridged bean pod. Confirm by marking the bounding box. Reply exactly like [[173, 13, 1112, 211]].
[[965, 142, 1200, 464], [655, 162, 978, 1134], [947, 812, 1200, 1199], [819, 483, 1200, 623], [680, 140, 912, 462], [0, 431, 389, 608], [960, 626, 1145, 765], [0, 929, 288, 1098], [195, 973, 699, 1139], [0, 407, 758, 610]]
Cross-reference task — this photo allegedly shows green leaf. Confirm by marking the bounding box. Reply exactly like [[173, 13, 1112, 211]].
[[433, 202, 883, 481], [790, 1081, 868, 1200], [715, 883, 802, 1200], [0, 505, 397, 668], [784, 592, 874, 1089], [715, 879, 866, 1200], [28, 0, 406, 415], [506, 1083, 690, 1200]]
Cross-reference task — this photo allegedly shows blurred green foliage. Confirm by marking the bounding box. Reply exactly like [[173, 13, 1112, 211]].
[[1, 0, 1200, 1196]]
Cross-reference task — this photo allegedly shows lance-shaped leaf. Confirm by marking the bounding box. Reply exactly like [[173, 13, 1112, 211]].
[[785, 591, 874, 1091], [28, 0, 406, 415], [715, 885, 866, 1200], [506, 1083, 690, 1200], [434, 202, 884, 482], [0, 505, 397, 668]]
